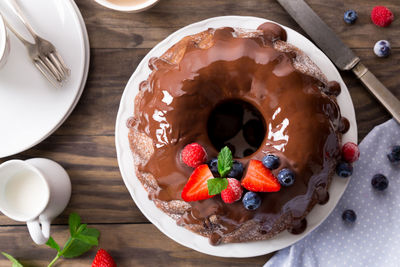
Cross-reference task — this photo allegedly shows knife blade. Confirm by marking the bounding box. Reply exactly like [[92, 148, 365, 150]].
[[277, 0, 400, 123]]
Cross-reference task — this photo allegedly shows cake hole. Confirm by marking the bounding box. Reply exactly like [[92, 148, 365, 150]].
[[207, 99, 266, 158]]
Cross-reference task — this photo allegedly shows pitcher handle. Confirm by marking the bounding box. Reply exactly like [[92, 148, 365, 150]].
[[27, 218, 50, 245]]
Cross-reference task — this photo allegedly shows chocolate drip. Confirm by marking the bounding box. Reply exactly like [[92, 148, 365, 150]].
[[326, 81, 341, 96], [289, 219, 307, 235], [316, 185, 330, 205], [339, 117, 350, 134], [129, 22, 347, 244]]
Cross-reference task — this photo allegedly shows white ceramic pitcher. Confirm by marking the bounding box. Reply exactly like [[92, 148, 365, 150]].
[[0, 158, 71, 244]]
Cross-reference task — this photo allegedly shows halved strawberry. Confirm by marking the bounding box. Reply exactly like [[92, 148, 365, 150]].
[[181, 164, 215, 202], [241, 160, 281, 192]]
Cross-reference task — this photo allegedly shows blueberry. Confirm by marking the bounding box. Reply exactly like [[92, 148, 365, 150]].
[[207, 158, 219, 176], [227, 160, 244, 179], [343, 10, 358, 24], [374, 40, 391, 57], [342, 209, 357, 223], [262, 154, 280, 170], [371, 174, 389, 191], [242, 192, 261, 210], [336, 162, 353, 177], [277, 168, 295, 186], [387, 145, 400, 163]]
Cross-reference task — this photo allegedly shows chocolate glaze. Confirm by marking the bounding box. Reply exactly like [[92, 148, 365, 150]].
[[129, 22, 347, 243]]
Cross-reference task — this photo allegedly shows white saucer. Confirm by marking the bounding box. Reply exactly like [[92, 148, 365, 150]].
[[115, 16, 357, 257], [0, 0, 89, 158]]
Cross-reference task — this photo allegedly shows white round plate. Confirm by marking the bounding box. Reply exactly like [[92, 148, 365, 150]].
[[115, 16, 357, 257], [0, 0, 89, 158]]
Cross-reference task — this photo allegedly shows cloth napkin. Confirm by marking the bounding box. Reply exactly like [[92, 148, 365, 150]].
[[265, 119, 400, 267]]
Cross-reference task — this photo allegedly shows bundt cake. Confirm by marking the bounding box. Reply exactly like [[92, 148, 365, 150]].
[[127, 22, 350, 245]]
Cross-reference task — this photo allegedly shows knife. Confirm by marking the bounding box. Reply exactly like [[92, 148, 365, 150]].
[[277, 0, 400, 123]]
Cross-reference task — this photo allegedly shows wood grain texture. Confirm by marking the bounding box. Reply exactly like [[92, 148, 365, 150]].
[[0, 0, 399, 266], [0, 224, 271, 266]]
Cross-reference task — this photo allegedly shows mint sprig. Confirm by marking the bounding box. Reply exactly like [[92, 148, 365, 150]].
[[47, 213, 99, 266], [1, 213, 100, 267], [207, 178, 228, 195], [217, 146, 233, 178], [207, 146, 234, 195]]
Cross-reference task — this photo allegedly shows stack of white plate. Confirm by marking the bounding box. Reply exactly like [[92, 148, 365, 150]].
[[0, 0, 89, 158]]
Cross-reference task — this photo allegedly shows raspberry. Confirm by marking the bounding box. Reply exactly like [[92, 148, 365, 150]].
[[181, 143, 207, 168], [371, 6, 394, 27], [342, 142, 360, 163], [221, 178, 243, 204]]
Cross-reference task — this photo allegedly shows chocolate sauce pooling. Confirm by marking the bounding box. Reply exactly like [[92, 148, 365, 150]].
[[129, 22, 347, 244]]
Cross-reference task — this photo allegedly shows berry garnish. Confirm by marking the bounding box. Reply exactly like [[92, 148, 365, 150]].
[[342, 209, 357, 223], [227, 160, 244, 179], [181, 165, 215, 202], [344, 10, 358, 24], [374, 40, 391, 58], [92, 249, 117, 267], [277, 168, 295, 186], [336, 161, 353, 177], [221, 178, 243, 204], [242, 191, 261, 210], [262, 154, 280, 170], [207, 158, 219, 176], [371, 6, 394, 27], [241, 160, 281, 192], [181, 143, 207, 168], [371, 174, 389, 191], [342, 142, 360, 163], [206, 146, 235, 196], [387, 145, 400, 163]]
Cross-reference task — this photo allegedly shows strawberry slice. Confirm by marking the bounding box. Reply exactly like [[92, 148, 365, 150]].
[[241, 160, 281, 192], [181, 164, 215, 202]]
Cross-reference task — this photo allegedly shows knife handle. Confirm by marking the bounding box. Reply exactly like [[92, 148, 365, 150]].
[[352, 62, 400, 124]]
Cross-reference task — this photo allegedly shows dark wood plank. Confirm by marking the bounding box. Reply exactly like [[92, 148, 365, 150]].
[[0, 224, 271, 266], [0, 136, 147, 225], [75, 0, 400, 49]]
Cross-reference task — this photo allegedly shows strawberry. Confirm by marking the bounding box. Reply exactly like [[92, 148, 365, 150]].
[[92, 249, 117, 267], [241, 160, 281, 192], [221, 178, 243, 203], [181, 143, 207, 168], [342, 142, 360, 163], [181, 164, 214, 201]]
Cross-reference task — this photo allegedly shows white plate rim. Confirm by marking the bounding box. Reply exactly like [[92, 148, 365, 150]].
[[0, 0, 90, 158], [94, 0, 160, 12], [115, 16, 357, 258], [0, 14, 7, 64]]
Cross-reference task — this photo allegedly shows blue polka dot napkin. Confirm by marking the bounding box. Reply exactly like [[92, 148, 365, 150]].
[[265, 119, 400, 267]]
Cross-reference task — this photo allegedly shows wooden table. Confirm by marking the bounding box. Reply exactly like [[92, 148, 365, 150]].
[[0, 0, 398, 266]]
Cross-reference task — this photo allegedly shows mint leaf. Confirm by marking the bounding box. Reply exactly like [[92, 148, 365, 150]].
[[76, 227, 100, 246], [69, 213, 81, 236], [62, 239, 93, 258], [81, 228, 100, 239], [46, 237, 60, 252], [1, 252, 23, 267], [207, 178, 228, 195], [217, 146, 233, 177], [75, 224, 87, 236]]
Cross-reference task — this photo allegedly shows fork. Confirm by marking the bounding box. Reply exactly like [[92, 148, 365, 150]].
[[3, 0, 70, 87]]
